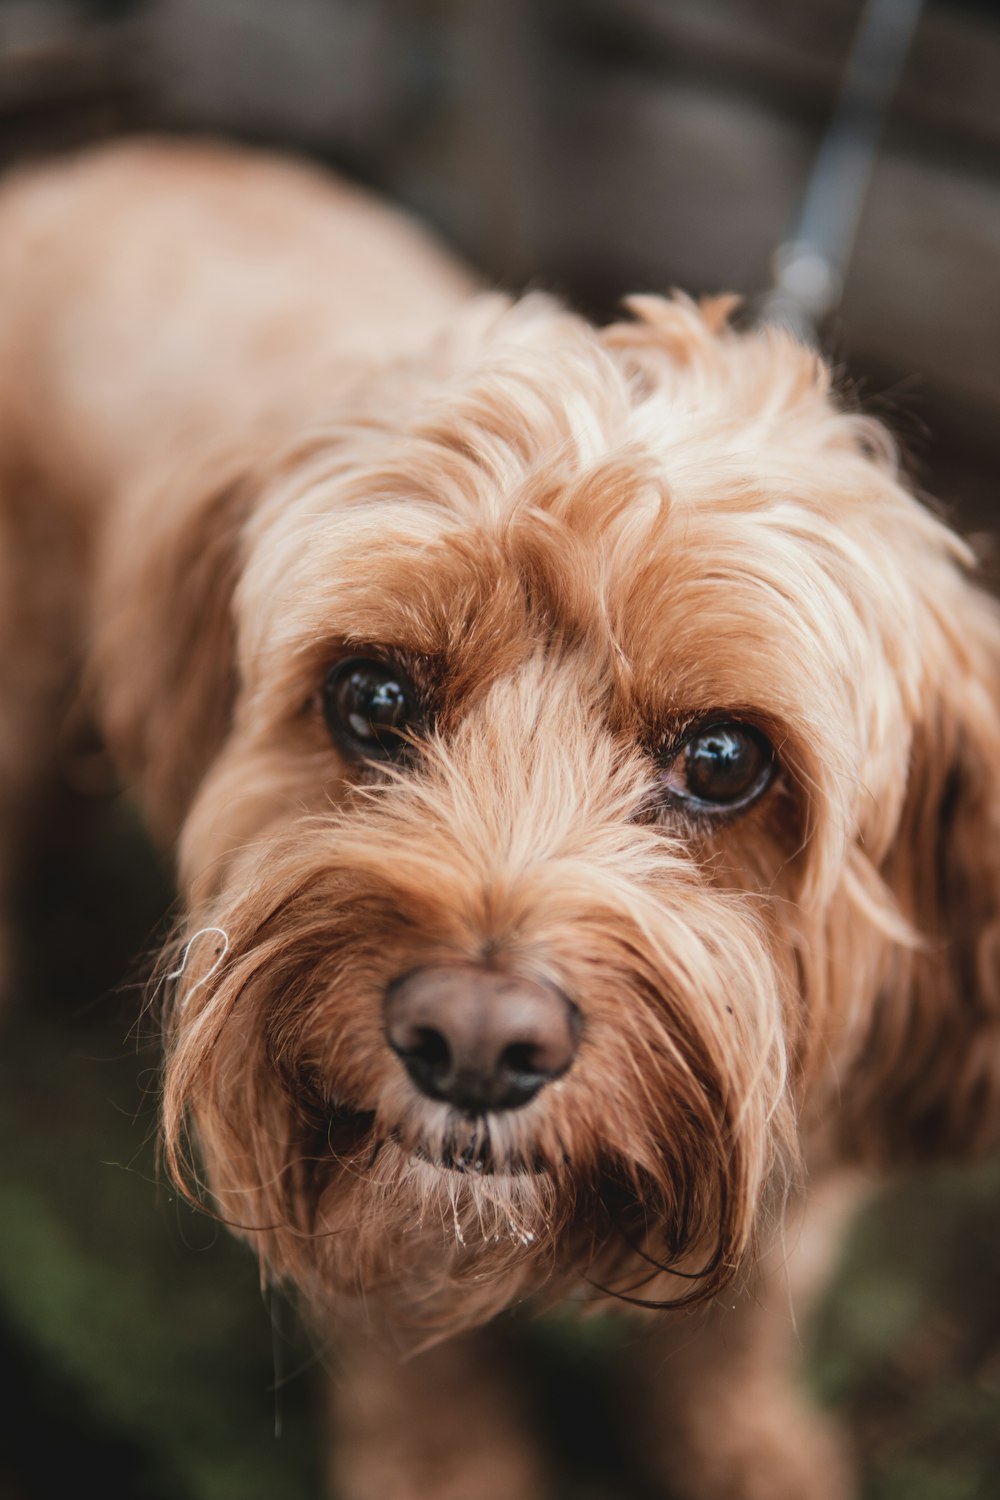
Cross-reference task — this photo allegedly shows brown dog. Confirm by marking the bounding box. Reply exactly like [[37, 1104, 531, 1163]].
[[1, 139, 998, 1500]]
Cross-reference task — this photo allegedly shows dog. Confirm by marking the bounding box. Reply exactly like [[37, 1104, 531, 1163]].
[[1, 138, 998, 1500]]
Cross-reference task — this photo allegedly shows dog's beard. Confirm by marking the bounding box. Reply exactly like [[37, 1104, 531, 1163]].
[[160, 744, 798, 1335]]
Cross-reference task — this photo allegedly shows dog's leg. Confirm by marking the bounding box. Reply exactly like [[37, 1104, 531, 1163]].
[[630, 1172, 867, 1500], [328, 1326, 549, 1500]]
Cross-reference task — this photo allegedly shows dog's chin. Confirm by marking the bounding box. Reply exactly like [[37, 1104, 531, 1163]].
[[301, 1107, 564, 1314]]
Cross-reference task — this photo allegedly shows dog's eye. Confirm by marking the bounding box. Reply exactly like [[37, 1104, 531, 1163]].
[[323, 658, 420, 760], [663, 722, 774, 813]]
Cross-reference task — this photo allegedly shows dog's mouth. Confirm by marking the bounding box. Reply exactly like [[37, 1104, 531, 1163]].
[[320, 1103, 550, 1177], [410, 1133, 493, 1174], [406, 1114, 549, 1176]]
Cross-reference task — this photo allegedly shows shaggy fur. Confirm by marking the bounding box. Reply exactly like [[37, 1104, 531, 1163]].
[[1, 139, 999, 1500]]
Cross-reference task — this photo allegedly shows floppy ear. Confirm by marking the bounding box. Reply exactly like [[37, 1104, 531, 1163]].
[[849, 572, 1000, 1163], [91, 456, 257, 847]]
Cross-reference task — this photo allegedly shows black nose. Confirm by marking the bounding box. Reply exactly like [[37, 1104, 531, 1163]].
[[385, 964, 580, 1114]]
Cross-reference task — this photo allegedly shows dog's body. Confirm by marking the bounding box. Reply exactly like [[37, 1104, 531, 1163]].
[[2, 140, 999, 1500]]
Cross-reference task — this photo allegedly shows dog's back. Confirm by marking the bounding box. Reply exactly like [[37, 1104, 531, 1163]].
[[0, 139, 474, 506]]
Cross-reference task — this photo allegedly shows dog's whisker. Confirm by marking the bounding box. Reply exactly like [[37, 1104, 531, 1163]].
[[167, 926, 232, 1012]]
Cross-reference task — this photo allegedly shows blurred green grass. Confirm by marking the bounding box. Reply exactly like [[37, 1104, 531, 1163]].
[[1, 790, 998, 1500], [0, 793, 322, 1500], [812, 1158, 1000, 1500]]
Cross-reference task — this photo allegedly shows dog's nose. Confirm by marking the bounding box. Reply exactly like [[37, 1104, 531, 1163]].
[[385, 964, 580, 1114]]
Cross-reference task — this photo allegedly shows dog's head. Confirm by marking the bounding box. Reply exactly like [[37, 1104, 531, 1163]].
[[95, 294, 1000, 1332]]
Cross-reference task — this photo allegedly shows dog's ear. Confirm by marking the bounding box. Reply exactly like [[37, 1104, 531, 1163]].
[[848, 572, 1000, 1163], [91, 455, 257, 846]]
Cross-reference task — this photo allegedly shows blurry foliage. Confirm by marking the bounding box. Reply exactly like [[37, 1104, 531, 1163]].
[[812, 1159, 1000, 1500], [0, 792, 321, 1500]]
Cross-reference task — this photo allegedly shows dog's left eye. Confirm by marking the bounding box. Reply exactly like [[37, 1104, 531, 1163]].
[[323, 657, 421, 760], [662, 721, 774, 813]]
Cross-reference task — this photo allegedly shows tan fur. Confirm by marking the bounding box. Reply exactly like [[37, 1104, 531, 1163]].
[[2, 139, 999, 1500]]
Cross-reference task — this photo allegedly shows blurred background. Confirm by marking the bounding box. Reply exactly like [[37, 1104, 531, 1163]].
[[1, 2, 998, 1497]]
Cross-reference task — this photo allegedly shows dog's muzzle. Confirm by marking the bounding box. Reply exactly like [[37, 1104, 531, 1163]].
[[385, 963, 581, 1114]]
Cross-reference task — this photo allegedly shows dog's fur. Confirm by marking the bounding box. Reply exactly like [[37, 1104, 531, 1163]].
[[2, 140, 999, 1500]]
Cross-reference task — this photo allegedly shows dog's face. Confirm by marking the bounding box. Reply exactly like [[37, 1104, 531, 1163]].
[[97, 295, 1000, 1332]]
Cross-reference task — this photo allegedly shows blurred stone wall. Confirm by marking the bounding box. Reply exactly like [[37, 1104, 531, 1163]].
[[1, 0, 998, 529]]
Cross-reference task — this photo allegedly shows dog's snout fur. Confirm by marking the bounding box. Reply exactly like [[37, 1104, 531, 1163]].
[[385, 963, 580, 1113]]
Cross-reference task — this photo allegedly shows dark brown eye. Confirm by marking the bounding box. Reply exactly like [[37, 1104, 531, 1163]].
[[323, 658, 420, 760], [663, 721, 774, 813]]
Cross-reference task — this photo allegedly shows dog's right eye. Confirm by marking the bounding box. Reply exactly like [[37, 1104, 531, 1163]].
[[322, 657, 420, 761], [661, 720, 775, 815]]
